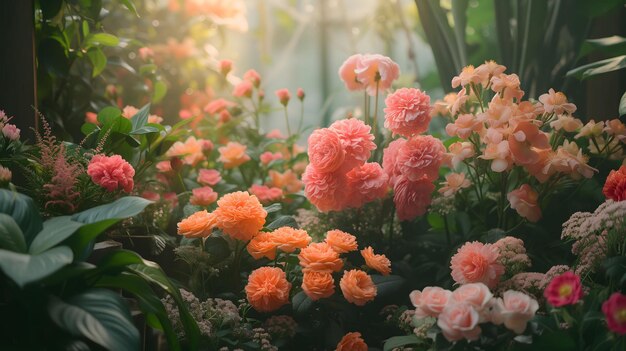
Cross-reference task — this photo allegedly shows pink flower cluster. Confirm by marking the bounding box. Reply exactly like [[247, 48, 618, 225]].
[[410, 283, 538, 342], [338, 54, 399, 96], [493, 236, 531, 277], [303, 118, 387, 211]]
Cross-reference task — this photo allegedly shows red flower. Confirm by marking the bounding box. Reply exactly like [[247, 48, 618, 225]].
[[603, 166, 626, 201], [602, 292, 626, 335], [543, 271, 583, 307]]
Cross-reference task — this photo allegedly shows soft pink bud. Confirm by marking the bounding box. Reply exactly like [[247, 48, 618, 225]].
[[297, 88, 305, 100], [275, 88, 291, 106], [219, 59, 233, 75]]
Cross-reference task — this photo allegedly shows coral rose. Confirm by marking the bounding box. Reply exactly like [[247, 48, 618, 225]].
[[340, 269, 377, 306], [307, 128, 345, 173], [393, 177, 435, 221], [450, 241, 504, 288], [382, 138, 407, 187], [396, 135, 445, 182], [361, 246, 391, 275], [302, 271, 335, 301], [213, 191, 267, 241], [491, 290, 539, 334], [197, 169, 222, 186], [218, 142, 251, 169], [177, 210, 217, 238], [87, 154, 135, 193], [543, 271, 583, 307], [298, 242, 343, 273], [354, 54, 400, 96], [410, 286, 452, 318], [245, 267, 291, 312], [384, 88, 432, 137], [329, 118, 376, 170], [603, 166, 626, 201], [602, 292, 626, 335], [271, 227, 311, 253], [346, 162, 389, 207], [325, 230, 358, 254], [338, 54, 365, 91], [507, 184, 541, 222], [335, 332, 367, 351], [248, 184, 283, 204], [189, 186, 218, 206], [437, 302, 482, 342], [302, 165, 348, 212], [247, 232, 278, 260]]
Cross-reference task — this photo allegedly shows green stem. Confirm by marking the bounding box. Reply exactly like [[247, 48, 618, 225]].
[[373, 80, 380, 133], [283, 106, 292, 138]]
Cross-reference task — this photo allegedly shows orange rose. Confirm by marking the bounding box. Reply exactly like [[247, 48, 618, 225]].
[[177, 210, 216, 238], [340, 269, 377, 306], [361, 246, 392, 275], [336, 332, 367, 351], [325, 230, 358, 253], [271, 227, 312, 253], [302, 271, 335, 301], [214, 191, 267, 241], [166, 136, 206, 166], [245, 267, 291, 312], [218, 142, 251, 169], [247, 232, 278, 260], [267, 170, 303, 194], [298, 242, 344, 273]]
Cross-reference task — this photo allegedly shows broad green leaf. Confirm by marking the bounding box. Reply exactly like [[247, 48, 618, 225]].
[[203, 237, 231, 263], [263, 203, 282, 214], [131, 126, 159, 135], [0, 213, 26, 253], [152, 81, 167, 103], [130, 103, 151, 132], [265, 216, 298, 231], [81, 122, 98, 135], [567, 55, 626, 80], [580, 36, 626, 58], [86, 33, 120, 47], [71, 197, 152, 224], [451, 0, 468, 66], [620, 91, 626, 116], [383, 335, 421, 351], [95, 249, 144, 272], [119, 0, 139, 17], [48, 289, 139, 351], [0, 189, 43, 245], [371, 275, 405, 298], [68, 219, 119, 257], [82, 20, 90, 37], [97, 106, 122, 125], [0, 246, 73, 287], [87, 48, 107, 77], [29, 216, 83, 254], [292, 291, 314, 316]]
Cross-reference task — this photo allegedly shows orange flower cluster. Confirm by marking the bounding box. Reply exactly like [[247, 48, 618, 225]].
[[247, 227, 312, 260]]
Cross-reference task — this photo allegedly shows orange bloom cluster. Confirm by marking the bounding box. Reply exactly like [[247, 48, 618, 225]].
[[247, 226, 312, 260]]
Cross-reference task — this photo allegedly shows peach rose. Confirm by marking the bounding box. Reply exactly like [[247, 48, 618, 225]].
[[177, 210, 217, 238], [396, 135, 445, 182], [271, 227, 312, 253], [189, 186, 218, 206], [329, 118, 376, 170], [166, 136, 206, 166], [245, 267, 291, 312], [218, 142, 251, 169], [247, 232, 278, 260], [340, 269, 377, 306], [298, 242, 343, 273], [450, 283, 493, 313], [409, 286, 452, 318], [491, 290, 539, 334], [302, 271, 335, 301], [450, 242, 504, 288], [361, 246, 391, 276], [197, 169, 222, 186], [325, 229, 358, 254], [437, 302, 482, 342], [336, 332, 367, 351], [507, 184, 541, 222], [307, 128, 345, 173], [214, 191, 267, 241]]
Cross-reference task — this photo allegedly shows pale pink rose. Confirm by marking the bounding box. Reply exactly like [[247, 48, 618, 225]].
[[166, 136, 206, 166], [396, 135, 445, 182], [437, 302, 482, 342], [249, 184, 283, 204], [0, 165, 12, 183], [297, 88, 305, 100], [446, 142, 475, 169], [383, 88, 432, 137], [87, 154, 135, 193], [345, 162, 389, 207], [393, 177, 434, 221], [507, 184, 541, 222], [438, 173, 471, 197], [275, 88, 290, 106], [445, 114, 484, 139], [1, 124, 20, 141], [219, 59, 233, 75], [197, 169, 222, 186], [450, 283, 493, 313], [491, 290, 539, 334], [260, 151, 283, 165], [232, 80, 253, 98], [338, 54, 365, 91], [382, 138, 406, 187], [490, 73, 524, 101], [329, 118, 376, 171], [243, 69, 261, 87], [539, 89, 576, 115], [85, 112, 98, 124], [302, 165, 348, 212], [307, 128, 346, 173], [266, 129, 286, 139], [190, 186, 218, 206], [204, 98, 234, 115], [480, 140, 513, 172], [409, 286, 452, 318], [451, 65, 482, 88], [156, 161, 173, 173], [354, 54, 400, 95], [450, 241, 504, 288], [508, 121, 550, 165], [122, 105, 139, 119]]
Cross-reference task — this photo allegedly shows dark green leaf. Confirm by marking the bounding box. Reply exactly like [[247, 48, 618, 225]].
[[580, 36, 626, 58], [71, 197, 152, 224], [264, 203, 282, 214], [97, 107, 122, 124], [567, 55, 626, 80], [29, 216, 83, 254], [292, 291, 314, 316], [371, 275, 405, 298], [0, 189, 43, 245], [41, 0, 63, 19], [130, 103, 151, 132], [153, 81, 167, 103], [131, 126, 159, 135], [87, 48, 107, 77], [81, 123, 98, 135], [0, 246, 73, 287], [383, 335, 421, 351], [619, 91, 626, 117], [119, 0, 139, 17], [265, 216, 298, 231], [203, 236, 231, 263], [94, 249, 144, 272], [86, 33, 120, 47], [0, 213, 26, 253]]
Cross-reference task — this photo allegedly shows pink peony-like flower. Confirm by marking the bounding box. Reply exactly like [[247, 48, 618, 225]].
[[354, 54, 400, 96], [260, 151, 283, 165], [302, 165, 348, 212], [275, 88, 290, 106], [409, 286, 452, 318], [329, 118, 376, 171], [543, 271, 583, 307], [438, 173, 471, 197], [2, 124, 20, 141], [382, 138, 406, 187], [449, 283, 493, 313], [445, 114, 484, 139], [396, 135, 445, 182], [437, 302, 482, 342], [602, 292, 626, 335], [87, 154, 135, 193], [491, 290, 539, 334], [393, 177, 434, 221], [345, 162, 389, 207], [248, 184, 283, 204], [190, 186, 218, 206], [197, 169, 222, 186], [539, 89, 577, 115], [383, 88, 432, 137], [507, 184, 541, 222], [307, 128, 346, 173], [450, 241, 504, 288], [338, 54, 365, 91], [233, 80, 253, 98]]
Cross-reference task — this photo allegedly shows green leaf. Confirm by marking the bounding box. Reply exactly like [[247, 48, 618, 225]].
[[203, 236, 231, 263], [130, 103, 151, 132], [450, 0, 468, 66], [131, 126, 159, 135], [87, 48, 107, 77], [580, 36, 626, 58], [152, 81, 167, 103], [86, 33, 120, 47], [0, 213, 26, 253], [264, 203, 282, 214], [72, 197, 152, 224], [119, 0, 139, 17], [620, 91, 626, 117], [81, 122, 98, 135], [383, 335, 421, 351], [97, 106, 122, 124], [68, 219, 119, 257], [566, 55, 626, 80], [292, 291, 314, 316], [0, 189, 43, 245], [41, 0, 63, 19], [82, 20, 90, 37], [95, 249, 144, 272], [0, 246, 73, 287], [371, 275, 405, 298], [29, 216, 83, 254], [265, 216, 298, 231], [48, 289, 139, 351]]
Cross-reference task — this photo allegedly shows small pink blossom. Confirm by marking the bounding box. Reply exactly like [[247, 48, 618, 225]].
[[275, 88, 290, 106], [383, 88, 432, 137], [85, 112, 98, 124], [507, 184, 541, 222], [260, 151, 283, 165], [508, 121, 550, 165], [156, 161, 173, 173], [219, 59, 233, 75], [166, 136, 206, 166], [141, 191, 160, 202], [480, 140, 513, 172], [197, 169, 222, 186], [382, 138, 406, 187], [2, 124, 20, 141], [122, 105, 139, 119], [491, 290, 539, 334], [297, 88, 305, 100], [438, 173, 471, 197], [138, 47, 154, 60], [451, 65, 483, 88], [445, 114, 484, 139], [491, 73, 524, 101], [549, 115, 583, 132], [266, 129, 286, 139], [190, 186, 218, 206], [409, 286, 452, 318], [539, 89, 577, 115], [204, 98, 234, 115], [0, 165, 11, 184], [87, 154, 135, 193], [338, 54, 365, 91], [243, 69, 261, 87], [446, 142, 475, 169], [232, 80, 253, 98], [450, 241, 504, 288], [249, 184, 283, 204]]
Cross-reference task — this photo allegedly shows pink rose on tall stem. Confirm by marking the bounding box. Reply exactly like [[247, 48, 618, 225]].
[[190, 186, 218, 206], [543, 271, 583, 307], [602, 292, 626, 335], [87, 154, 135, 193]]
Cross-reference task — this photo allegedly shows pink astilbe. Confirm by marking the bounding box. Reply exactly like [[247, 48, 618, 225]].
[[493, 236, 531, 277], [43, 144, 82, 213]]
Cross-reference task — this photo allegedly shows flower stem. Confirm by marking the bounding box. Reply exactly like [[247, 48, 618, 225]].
[[283, 106, 291, 138], [373, 80, 380, 133]]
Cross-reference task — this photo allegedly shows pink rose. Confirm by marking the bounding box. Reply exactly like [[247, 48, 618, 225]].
[[329, 118, 376, 171], [204, 98, 234, 115], [249, 184, 283, 204], [190, 186, 218, 206], [346, 162, 389, 208], [197, 169, 222, 186], [243, 69, 261, 87], [383, 88, 432, 137], [233, 80, 253, 98], [491, 290, 539, 334], [450, 242, 504, 289], [307, 128, 345, 173], [409, 286, 452, 318], [393, 176, 434, 221], [2, 124, 20, 141], [543, 271, 583, 307], [303, 165, 348, 212], [507, 184, 541, 222], [437, 302, 482, 342], [382, 138, 406, 187], [297, 88, 305, 100], [219, 59, 233, 75], [338, 54, 365, 91], [602, 292, 626, 335], [275, 88, 290, 106], [87, 154, 135, 193], [450, 283, 493, 313], [354, 54, 400, 96], [260, 151, 283, 165], [396, 135, 445, 182]]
